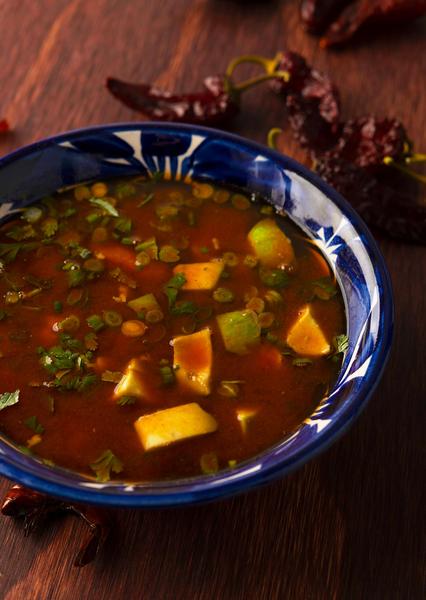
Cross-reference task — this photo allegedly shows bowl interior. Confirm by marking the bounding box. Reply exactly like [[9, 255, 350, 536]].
[[0, 123, 393, 506]]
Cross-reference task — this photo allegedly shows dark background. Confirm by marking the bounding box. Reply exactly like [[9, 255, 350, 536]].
[[0, 1, 424, 598]]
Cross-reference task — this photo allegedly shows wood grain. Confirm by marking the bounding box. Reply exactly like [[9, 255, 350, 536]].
[[0, 1, 425, 598]]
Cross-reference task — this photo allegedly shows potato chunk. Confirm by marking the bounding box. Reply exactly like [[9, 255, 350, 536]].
[[286, 305, 330, 356], [248, 218, 295, 268], [172, 329, 212, 395], [173, 262, 224, 290], [114, 358, 147, 400], [134, 403, 218, 451], [217, 309, 260, 355]]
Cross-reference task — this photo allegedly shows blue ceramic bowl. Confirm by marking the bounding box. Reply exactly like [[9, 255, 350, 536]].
[[0, 123, 393, 507]]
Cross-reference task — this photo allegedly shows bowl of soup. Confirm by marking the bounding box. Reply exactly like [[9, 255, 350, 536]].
[[0, 123, 393, 507]]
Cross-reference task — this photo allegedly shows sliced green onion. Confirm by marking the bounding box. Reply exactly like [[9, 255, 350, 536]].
[[213, 287, 235, 303], [103, 310, 123, 327]]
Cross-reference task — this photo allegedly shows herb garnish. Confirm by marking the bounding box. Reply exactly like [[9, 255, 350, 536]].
[[87, 314, 105, 332], [163, 272, 186, 308], [24, 416, 44, 434], [0, 390, 20, 410], [330, 334, 349, 361], [259, 267, 289, 289], [90, 450, 123, 482], [89, 198, 119, 217]]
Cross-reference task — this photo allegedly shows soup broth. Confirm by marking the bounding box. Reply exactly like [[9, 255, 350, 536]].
[[0, 177, 345, 482]]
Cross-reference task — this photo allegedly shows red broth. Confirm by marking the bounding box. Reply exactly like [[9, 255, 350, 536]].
[[0, 178, 345, 482]]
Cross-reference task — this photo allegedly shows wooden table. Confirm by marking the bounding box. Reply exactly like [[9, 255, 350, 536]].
[[0, 1, 424, 598]]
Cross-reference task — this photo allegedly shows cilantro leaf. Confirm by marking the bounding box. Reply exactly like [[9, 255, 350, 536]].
[[170, 301, 198, 316], [90, 450, 123, 482], [24, 415, 44, 434], [0, 390, 20, 410], [89, 198, 119, 217]]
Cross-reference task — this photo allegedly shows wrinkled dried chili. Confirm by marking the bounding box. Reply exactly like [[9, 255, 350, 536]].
[[300, 0, 353, 33], [299, 0, 426, 46], [106, 68, 289, 126], [1, 484, 112, 567]]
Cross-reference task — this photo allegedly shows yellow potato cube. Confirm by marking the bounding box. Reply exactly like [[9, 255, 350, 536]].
[[173, 262, 224, 290], [248, 218, 295, 268], [114, 358, 147, 400], [286, 305, 331, 356], [134, 403, 218, 451], [173, 329, 212, 395]]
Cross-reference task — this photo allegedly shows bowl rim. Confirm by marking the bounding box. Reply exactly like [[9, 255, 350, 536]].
[[0, 122, 394, 507]]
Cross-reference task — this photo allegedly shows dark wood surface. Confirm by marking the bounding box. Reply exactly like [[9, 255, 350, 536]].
[[0, 1, 424, 598]]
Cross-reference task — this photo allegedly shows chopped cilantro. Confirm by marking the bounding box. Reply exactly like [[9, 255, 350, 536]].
[[24, 415, 44, 434], [115, 217, 132, 234], [170, 301, 198, 316], [84, 332, 99, 351], [90, 450, 123, 482], [311, 277, 337, 300], [330, 334, 349, 361], [0, 390, 20, 411], [6, 223, 37, 241], [0, 242, 38, 264], [68, 269, 86, 288], [116, 182, 136, 199], [89, 198, 119, 217], [41, 217, 58, 238], [200, 246, 209, 254], [51, 373, 97, 392]]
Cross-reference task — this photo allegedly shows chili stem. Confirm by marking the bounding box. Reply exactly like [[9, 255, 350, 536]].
[[267, 128, 283, 150], [226, 52, 284, 77], [384, 156, 426, 184], [234, 71, 289, 94], [405, 153, 426, 164]]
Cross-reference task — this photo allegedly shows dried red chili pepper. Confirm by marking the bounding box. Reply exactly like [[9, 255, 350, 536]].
[[106, 68, 288, 126], [320, 0, 426, 48], [270, 51, 341, 152], [314, 117, 411, 170], [106, 75, 239, 125], [1, 484, 112, 567], [300, 0, 353, 33], [0, 119, 10, 133], [315, 154, 426, 243]]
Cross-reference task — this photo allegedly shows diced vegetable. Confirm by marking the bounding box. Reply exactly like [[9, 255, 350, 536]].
[[200, 452, 219, 474], [286, 305, 331, 356], [134, 403, 218, 451], [217, 310, 260, 355], [236, 408, 258, 434], [0, 390, 19, 411], [114, 359, 147, 401], [91, 182, 108, 198], [172, 329, 212, 395], [248, 218, 295, 268], [90, 449, 123, 482], [128, 293, 160, 315], [173, 262, 224, 290]]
